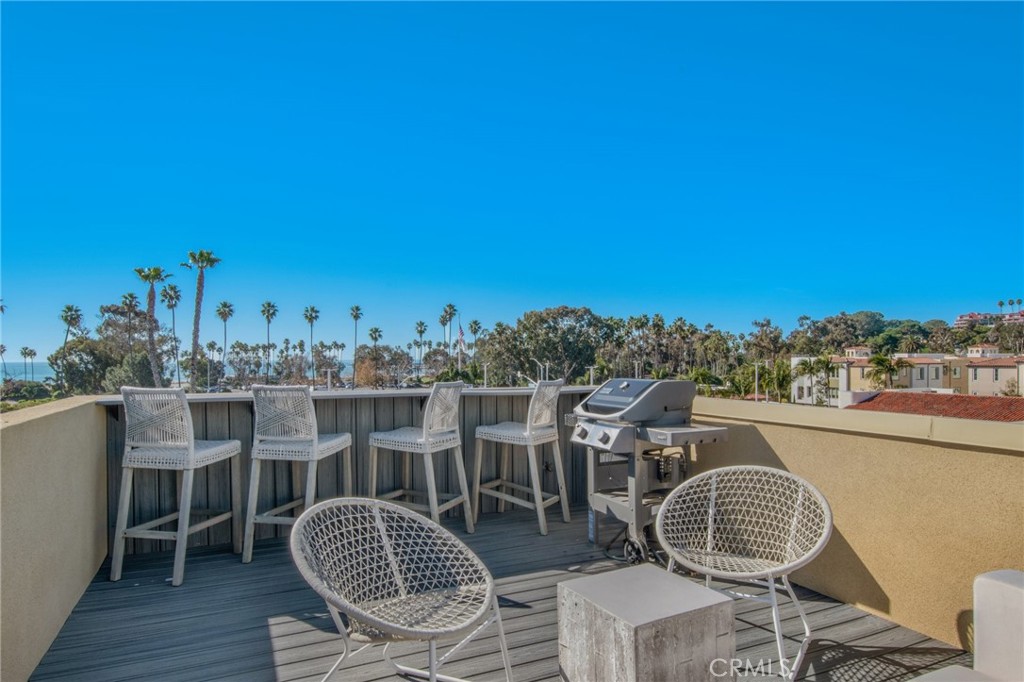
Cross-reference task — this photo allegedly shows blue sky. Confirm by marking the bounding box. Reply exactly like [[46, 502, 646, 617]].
[[2, 2, 1022, 359]]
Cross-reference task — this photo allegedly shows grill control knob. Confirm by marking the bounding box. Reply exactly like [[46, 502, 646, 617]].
[[576, 425, 589, 439], [598, 431, 611, 445]]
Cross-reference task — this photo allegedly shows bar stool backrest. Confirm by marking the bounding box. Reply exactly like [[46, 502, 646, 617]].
[[121, 387, 196, 462], [252, 385, 317, 446], [526, 379, 564, 435], [422, 381, 464, 440]]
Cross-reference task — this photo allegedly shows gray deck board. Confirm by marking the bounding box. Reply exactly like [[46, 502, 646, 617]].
[[32, 506, 969, 681]]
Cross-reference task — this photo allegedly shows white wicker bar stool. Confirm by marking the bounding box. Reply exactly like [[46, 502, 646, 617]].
[[290, 498, 513, 682], [111, 387, 242, 587], [655, 465, 833, 680], [368, 381, 474, 533], [471, 379, 570, 535], [242, 385, 353, 563]]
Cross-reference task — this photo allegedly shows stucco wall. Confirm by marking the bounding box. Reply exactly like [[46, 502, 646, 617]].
[[1, 397, 107, 682], [690, 397, 1024, 650]]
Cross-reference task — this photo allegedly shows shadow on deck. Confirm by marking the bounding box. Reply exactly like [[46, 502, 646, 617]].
[[32, 506, 969, 681]]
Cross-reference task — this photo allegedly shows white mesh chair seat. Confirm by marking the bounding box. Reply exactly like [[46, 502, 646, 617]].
[[368, 382, 474, 533], [111, 387, 242, 587], [472, 380, 569, 535], [474, 422, 558, 446], [290, 498, 512, 682], [252, 432, 353, 462], [369, 426, 461, 454], [123, 439, 241, 470], [243, 385, 354, 563], [656, 465, 833, 679]]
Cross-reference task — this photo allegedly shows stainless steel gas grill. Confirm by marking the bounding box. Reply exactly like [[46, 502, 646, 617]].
[[571, 378, 728, 562]]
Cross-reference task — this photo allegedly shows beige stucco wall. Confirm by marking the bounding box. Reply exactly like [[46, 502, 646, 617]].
[[968, 365, 1016, 396], [1, 397, 108, 682], [690, 397, 1024, 650]]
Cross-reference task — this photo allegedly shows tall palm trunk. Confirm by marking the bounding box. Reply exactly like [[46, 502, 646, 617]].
[[144, 287, 162, 386], [190, 269, 205, 385]]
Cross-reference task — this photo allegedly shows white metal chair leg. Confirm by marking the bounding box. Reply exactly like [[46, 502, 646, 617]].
[[471, 438, 484, 523], [525, 444, 548, 535], [423, 451, 440, 523], [783, 575, 812, 679], [242, 458, 262, 563], [109, 467, 134, 581], [451, 444, 475, 533], [493, 595, 514, 682], [551, 439, 571, 523], [171, 469, 195, 586], [230, 454, 243, 554], [304, 459, 319, 511], [368, 446, 379, 498], [342, 446, 353, 497]]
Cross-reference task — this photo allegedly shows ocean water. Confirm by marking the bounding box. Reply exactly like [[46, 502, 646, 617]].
[[3, 361, 56, 382]]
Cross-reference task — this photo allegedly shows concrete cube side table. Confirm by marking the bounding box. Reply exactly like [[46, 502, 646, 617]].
[[558, 564, 735, 682]]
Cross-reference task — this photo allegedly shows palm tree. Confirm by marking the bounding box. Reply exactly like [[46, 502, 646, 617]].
[[442, 303, 457, 354], [181, 250, 222, 386], [261, 301, 278, 381], [161, 284, 183, 384], [997, 300, 1005, 315], [135, 267, 170, 386], [866, 354, 912, 389], [122, 292, 140, 355], [899, 335, 924, 354], [20, 347, 35, 381], [350, 305, 362, 388], [0, 344, 7, 379], [1017, 298, 1023, 312], [468, 319, 481, 355], [206, 340, 220, 388], [304, 305, 320, 383], [415, 320, 427, 374], [369, 327, 382, 387], [215, 301, 234, 380], [793, 358, 819, 403], [59, 304, 83, 392]]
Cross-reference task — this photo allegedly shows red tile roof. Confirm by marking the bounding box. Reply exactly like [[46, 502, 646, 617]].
[[846, 392, 1024, 422], [967, 357, 1021, 368]]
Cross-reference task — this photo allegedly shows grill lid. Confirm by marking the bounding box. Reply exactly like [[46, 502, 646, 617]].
[[574, 378, 697, 426]]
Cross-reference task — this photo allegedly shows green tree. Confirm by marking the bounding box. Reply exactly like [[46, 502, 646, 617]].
[[866, 354, 912, 389], [260, 301, 278, 380], [415, 320, 427, 371], [350, 305, 363, 388], [122, 292, 140, 355], [161, 284, 183, 385], [368, 327, 382, 387], [468, 319, 482, 354], [304, 305, 320, 383], [997, 300, 1004, 314], [181, 250, 221, 387], [215, 301, 234, 382], [20, 347, 37, 381], [0, 344, 7, 379], [59, 304, 84, 393], [135, 267, 171, 386]]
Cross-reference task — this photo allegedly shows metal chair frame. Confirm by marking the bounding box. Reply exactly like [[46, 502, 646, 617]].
[[111, 387, 242, 586], [471, 379, 570, 535], [290, 497, 513, 682], [655, 465, 833, 680], [242, 385, 353, 563], [369, 381, 474, 532]]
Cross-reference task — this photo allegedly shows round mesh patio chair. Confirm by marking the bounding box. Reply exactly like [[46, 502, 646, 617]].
[[111, 387, 242, 587], [290, 498, 513, 682], [242, 385, 353, 563], [471, 379, 570, 535], [655, 465, 833, 680], [369, 381, 475, 532]]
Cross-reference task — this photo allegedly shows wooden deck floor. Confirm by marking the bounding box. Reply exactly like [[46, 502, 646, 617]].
[[33, 507, 970, 682]]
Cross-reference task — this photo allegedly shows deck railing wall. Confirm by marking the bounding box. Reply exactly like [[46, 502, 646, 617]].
[[4, 390, 1022, 680], [99, 388, 593, 555]]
